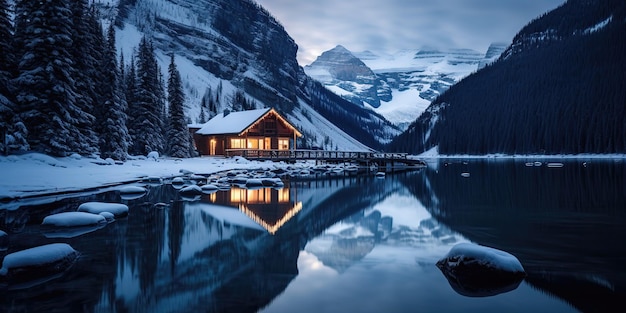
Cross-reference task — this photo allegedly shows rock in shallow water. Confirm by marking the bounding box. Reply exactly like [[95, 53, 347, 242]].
[[436, 242, 526, 297], [0, 243, 79, 289], [78, 202, 129, 217]]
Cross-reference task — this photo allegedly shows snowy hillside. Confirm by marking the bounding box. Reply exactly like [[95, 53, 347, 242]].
[[306, 45, 505, 130], [95, 0, 375, 151]]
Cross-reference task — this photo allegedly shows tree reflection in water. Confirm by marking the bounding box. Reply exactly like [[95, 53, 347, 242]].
[[0, 162, 624, 312]]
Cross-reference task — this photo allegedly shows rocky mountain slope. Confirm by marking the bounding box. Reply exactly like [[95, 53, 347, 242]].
[[96, 0, 399, 151], [305, 44, 506, 129]]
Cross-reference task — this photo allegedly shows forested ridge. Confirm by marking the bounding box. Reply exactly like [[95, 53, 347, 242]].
[[388, 0, 626, 155], [0, 0, 202, 158]]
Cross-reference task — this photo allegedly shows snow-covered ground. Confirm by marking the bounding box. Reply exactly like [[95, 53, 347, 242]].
[[0, 153, 306, 201]]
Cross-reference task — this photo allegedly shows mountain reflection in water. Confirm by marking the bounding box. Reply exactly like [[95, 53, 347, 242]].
[[0, 160, 624, 312], [400, 159, 626, 312]]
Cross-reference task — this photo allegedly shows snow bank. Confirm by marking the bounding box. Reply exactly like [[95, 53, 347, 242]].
[[42, 212, 106, 227], [78, 202, 129, 217], [0, 152, 275, 200]]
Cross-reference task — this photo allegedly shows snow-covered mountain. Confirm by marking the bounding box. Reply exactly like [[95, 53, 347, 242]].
[[477, 42, 508, 69], [94, 0, 397, 151], [388, 0, 626, 155], [305, 45, 505, 130]]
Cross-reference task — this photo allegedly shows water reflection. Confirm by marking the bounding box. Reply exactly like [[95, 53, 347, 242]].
[[402, 159, 626, 312], [0, 161, 624, 312]]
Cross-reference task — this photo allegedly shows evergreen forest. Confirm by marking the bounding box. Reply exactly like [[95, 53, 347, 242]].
[[388, 0, 626, 155], [0, 0, 192, 159]]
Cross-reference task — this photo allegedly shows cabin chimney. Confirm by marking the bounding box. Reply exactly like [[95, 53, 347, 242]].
[[223, 109, 230, 117]]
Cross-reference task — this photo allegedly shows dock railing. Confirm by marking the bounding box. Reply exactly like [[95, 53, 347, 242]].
[[225, 149, 417, 164]]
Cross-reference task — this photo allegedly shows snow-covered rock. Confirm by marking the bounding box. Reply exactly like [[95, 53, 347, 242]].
[[200, 184, 219, 194], [436, 243, 526, 297], [119, 185, 147, 194], [118, 185, 147, 200], [0, 243, 79, 288], [179, 185, 202, 196], [99, 212, 115, 222], [42, 212, 106, 227], [171, 177, 185, 189], [245, 178, 264, 188], [78, 202, 129, 217], [141, 176, 163, 185], [147, 151, 159, 161], [261, 177, 284, 188]]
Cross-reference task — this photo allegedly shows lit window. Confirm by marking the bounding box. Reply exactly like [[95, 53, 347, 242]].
[[230, 138, 245, 149], [278, 188, 290, 203], [278, 138, 289, 150]]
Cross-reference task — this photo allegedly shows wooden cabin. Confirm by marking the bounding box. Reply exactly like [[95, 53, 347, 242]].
[[189, 108, 303, 156]]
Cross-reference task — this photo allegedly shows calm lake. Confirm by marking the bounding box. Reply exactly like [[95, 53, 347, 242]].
[[1, 158, 625, 313]]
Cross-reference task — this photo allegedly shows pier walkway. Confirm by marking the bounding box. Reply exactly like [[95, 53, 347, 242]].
[[225, 149, 426, 169]]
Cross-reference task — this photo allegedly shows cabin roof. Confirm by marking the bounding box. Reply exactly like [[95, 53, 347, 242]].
[[194, 108, 302, 137]]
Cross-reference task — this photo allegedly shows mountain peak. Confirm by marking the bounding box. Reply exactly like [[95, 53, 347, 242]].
[[308, 44, 361, 67], [330, 44, 351, 53]]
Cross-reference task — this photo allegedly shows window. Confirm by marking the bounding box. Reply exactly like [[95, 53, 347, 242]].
[[278, 138, 289, 150], [230, 138, 245, 149], [245, 138, 265, 149], [210, 139, 216, 155]]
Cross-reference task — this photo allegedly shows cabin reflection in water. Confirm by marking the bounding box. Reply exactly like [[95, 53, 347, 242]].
[[202, 185, 301, 234]]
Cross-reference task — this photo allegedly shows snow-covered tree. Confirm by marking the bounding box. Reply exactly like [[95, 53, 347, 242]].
[[0, 0, 13, 96], [99, 23, 129, 161], [69, 0, 100, 153], [197, 98, 207, 123], [166, 54, 191, 158], [128, 36, 165, 155], [13, 0, 97, 156], [1, 94, 29, 155]]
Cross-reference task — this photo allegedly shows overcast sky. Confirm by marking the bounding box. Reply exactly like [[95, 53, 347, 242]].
[[255, 0, 566, 65]]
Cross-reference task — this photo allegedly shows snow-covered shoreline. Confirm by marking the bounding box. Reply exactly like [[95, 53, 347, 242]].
[[0, 153, 298, 201], [1, 152, 624, 201]]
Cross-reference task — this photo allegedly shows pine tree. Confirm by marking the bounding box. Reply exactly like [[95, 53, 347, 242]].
[[99, 23, 129, 161], [128, 36, 165, 155], [69, 0, 100, 153], [0, 3, 29, 154], [198, 97, 207, 123], [13, 0, 96, 156], [125, 55, 139, 153], [0, 0, 13, 96], [166, 54, 191, 158]]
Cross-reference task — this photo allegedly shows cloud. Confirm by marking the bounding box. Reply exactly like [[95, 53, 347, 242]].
[[256, 0, 565, 65]]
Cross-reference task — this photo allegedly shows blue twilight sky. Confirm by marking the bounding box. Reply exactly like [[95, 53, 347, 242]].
[[255, 0, 566, 65]]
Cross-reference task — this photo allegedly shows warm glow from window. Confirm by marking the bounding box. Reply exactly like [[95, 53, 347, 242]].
[[230, 188, 246, 202], [246, 188, 272, 203], [244, 138, 265, 149], [278, 138, 289, 150], [278, 188, 290, 203], [230, 138, 245, 149]]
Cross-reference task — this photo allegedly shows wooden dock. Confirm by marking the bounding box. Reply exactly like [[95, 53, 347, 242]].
[[225, 149, 426, 169]]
